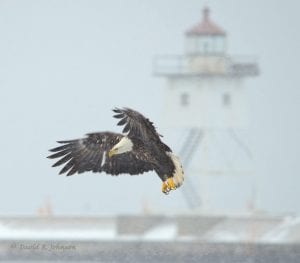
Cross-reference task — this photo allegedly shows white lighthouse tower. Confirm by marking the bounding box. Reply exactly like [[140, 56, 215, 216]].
[[154, 7, 259, 214]]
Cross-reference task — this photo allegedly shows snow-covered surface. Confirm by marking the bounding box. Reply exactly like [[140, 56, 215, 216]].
[[0, 218, 116, 241], [0, 216, 300, 243], [0, 223, 116, 241], [203, 217, 281, 243], [143, 223, 177, 241], [260, 216, 300, 243]]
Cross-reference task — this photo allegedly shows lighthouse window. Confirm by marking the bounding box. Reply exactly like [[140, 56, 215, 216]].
[[222, 93, 231, 107], [180, 93, 189, 107]]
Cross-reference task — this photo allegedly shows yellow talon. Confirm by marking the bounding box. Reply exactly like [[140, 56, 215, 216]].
[[162, 181, 169, 194], [167, 178, 176, 190]]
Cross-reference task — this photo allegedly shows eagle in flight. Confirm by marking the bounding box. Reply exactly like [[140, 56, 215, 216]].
[[48, 108, 184, 194]]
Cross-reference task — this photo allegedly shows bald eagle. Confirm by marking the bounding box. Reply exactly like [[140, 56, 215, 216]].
[[48, 108, 184, 194]]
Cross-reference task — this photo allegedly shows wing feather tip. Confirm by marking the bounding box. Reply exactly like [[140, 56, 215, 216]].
[[49, 147, 59, 153], [47, 155, 57, 159], [59, 170, 66, 175], [117, 118, 127, 126], [113, 108, 121, 113], [113, 113, 124, 119], [57, 140, 73, 144]]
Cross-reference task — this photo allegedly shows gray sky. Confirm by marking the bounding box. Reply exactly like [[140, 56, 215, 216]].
[[0, 0, 299, 216]]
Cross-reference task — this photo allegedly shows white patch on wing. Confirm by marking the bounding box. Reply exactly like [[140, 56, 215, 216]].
[[166, 152, 184, 188], [101, 151, 106, 167]]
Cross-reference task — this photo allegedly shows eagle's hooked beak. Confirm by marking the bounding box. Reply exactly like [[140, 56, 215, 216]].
[[108, 148, 117, 158]]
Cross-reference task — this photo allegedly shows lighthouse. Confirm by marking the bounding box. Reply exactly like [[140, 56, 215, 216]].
[[154, 7, 259, 214]]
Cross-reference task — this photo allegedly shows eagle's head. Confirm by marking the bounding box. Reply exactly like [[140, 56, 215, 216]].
[[109, 137, 133, 158]]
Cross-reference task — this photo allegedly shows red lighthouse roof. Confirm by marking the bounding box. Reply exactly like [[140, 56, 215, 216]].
[[186, 7, 226, 36]]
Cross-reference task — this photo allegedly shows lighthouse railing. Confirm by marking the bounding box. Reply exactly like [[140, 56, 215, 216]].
[[153, 54, 259, 77]]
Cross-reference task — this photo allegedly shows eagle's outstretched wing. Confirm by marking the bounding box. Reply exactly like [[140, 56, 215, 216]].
[[113, 107, 171, 152], [47, 132, 154, 176]]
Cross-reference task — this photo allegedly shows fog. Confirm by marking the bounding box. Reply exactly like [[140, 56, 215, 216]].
[[0, 0, 299, 216]]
